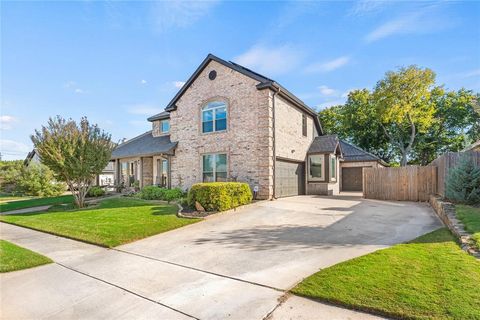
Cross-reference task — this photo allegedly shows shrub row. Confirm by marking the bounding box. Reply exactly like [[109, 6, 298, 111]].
[[137, 186, 185, 202], [87, 186, 105, 197], [187, 182, 252, 212]]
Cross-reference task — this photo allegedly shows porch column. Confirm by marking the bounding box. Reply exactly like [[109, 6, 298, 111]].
[[115, 159, 120, 185], [139, 157, 144, 188]]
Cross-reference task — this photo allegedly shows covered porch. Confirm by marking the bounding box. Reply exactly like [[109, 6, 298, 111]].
[[114, 155, 171, 188], [110, 131, 177, 189]]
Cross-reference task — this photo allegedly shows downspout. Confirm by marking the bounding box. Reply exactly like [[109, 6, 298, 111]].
[[272, 87, 280, 200]]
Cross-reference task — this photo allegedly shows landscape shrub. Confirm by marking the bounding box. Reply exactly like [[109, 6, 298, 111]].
[[446, 154, 480, 204], [87, 186, 105, 197], [187, 182, 253, 212], [14, 163, 66, 197], [137, 186, 184, 203]]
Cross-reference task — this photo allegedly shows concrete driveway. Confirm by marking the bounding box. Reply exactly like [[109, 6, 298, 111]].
[[1, 195, 442, 320]]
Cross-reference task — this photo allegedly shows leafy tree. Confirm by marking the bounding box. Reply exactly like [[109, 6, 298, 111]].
[[319, 89, 395, 163], [446, 154, 480, 204], [31, 116, 114, 208], [16, 163, 66, 197], [412, 88, 480, 165], [0, 160, 23, 192], [373, 66, 436, 166]]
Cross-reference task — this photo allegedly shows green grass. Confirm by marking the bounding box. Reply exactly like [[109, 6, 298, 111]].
[[456, 205, 480, 249], [0, 240, 52, 273], [0, 193, 35, 203], [292, 228, 480, 320], [0, 195, 73, 212], [0, 198, 199, 247]]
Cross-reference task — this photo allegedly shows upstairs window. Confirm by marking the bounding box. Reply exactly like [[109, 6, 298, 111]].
[[202, 101, 227, 133], [302, 114, 307, 137], [160, 119, 170, 134]]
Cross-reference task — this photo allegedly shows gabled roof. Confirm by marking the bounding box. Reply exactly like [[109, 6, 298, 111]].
[[111, 131, 177, 159], [339, 140, 384, 163], [147, 111, 170, 122], [159, 53, 323, 134], [308, 135, 341, 154]]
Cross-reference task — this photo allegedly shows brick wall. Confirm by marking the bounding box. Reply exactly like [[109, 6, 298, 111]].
[[169, 60, 274, 199]]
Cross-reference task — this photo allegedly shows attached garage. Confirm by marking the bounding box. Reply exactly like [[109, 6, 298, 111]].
[[275, 160, 305, 197], [341, 167, 363, 191]]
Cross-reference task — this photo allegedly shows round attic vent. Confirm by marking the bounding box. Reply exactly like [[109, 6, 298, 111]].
[[208, 70, 217, 80]]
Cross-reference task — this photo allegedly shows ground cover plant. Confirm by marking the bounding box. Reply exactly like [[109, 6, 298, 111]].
[[292, 228, 480, 320], [0, 195, 73, 212], [456, 204, 480, 249], [0, 240, 52, 273]]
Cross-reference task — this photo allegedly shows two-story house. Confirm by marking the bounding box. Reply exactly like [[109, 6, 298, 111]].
[[111, 54, 385, 199]]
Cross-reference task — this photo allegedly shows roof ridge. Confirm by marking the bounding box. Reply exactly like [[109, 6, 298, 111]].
[[340, 139, 381, 160], [116, 131, 152, 147]]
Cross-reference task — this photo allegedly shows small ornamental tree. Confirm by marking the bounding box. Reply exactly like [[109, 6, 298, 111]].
[[446, 154, 480, 204], [31, 116, 115, 208]]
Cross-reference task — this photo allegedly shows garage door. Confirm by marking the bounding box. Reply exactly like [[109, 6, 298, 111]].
[[342, 167, 364, 191], [275, 160, 305, 197]]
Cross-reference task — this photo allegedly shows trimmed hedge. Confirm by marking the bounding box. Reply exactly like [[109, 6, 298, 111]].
[[187, 182, 253, 212], [87, 186, 105, 197], [137, 186, 185, 203]]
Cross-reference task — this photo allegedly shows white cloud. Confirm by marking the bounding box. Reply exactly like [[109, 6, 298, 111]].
[[460, 69, 480, 78], [349, 0, 389, 16], [64, 81, 87, 94], [0, 139, 31, 160], [150, 1, 219, 32], [126, 104, 163, 116], [365, 4, 453, 43], [318, 85, 337, 96], [234, 45, 304, 76], [141, 79, 147, 84], [173, 81, 185, 89], [305, 56, 350, 73], [316, 99, 347, 110], [0, 115, 17, 130]]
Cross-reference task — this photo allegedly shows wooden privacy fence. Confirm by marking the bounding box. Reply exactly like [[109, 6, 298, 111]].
[[429, 151, 480, 197], [363, 166, 437, 201]]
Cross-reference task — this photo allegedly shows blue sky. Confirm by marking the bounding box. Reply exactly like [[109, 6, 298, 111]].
[[1, 0, 479, 160]]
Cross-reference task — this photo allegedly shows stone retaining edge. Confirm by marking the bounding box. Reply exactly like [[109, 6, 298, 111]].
[[429, 195, 480, 259]]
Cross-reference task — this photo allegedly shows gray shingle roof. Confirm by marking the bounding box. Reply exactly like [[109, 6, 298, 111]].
[[339, 140, 381, 162], [147, 111, 170, 122], [111, 131, 177, 159], [308, 135, 340, 153]]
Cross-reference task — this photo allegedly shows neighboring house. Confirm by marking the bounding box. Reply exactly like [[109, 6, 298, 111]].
[[111, 54, 385, 199], [24, 149, 115, 187]]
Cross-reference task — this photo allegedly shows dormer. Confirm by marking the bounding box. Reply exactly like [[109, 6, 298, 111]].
[[148, 111, 170, 137]]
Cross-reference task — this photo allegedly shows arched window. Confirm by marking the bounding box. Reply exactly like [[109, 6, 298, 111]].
[[202, 101, 227, 133]]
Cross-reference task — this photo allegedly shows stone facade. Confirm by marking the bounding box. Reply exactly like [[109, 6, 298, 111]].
[[152, 121, 161, 137], [142, 157, 153, 187], [169, 60, 274, 199]]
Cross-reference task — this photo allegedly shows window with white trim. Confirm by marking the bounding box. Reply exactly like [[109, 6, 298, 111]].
[[202, 153, 227, 182], [160, 119, 170, 133], [202, 101, 227, 133], [308, 155, 324, 180], [330, 155, 336, 180]]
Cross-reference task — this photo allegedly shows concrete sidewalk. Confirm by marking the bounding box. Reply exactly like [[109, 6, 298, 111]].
[[1, 195, 440, 319]]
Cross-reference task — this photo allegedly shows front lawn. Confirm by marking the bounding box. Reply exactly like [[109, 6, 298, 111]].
[[456, 204, 480, 249], [0, 193, 34, 203], [292, 228, 480, 320], [0, 240, 52, 273], [0, 198, 199, 247], [0, 195, 73, 212]]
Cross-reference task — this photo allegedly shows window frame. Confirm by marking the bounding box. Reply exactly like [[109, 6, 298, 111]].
[[308, 154, 325, 181], [201, 101, 227, 134], [160, 119, 170, 134], [302, 114, 307, 137], [202, 153, 228, 182], [330, 155, 337, 181]]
